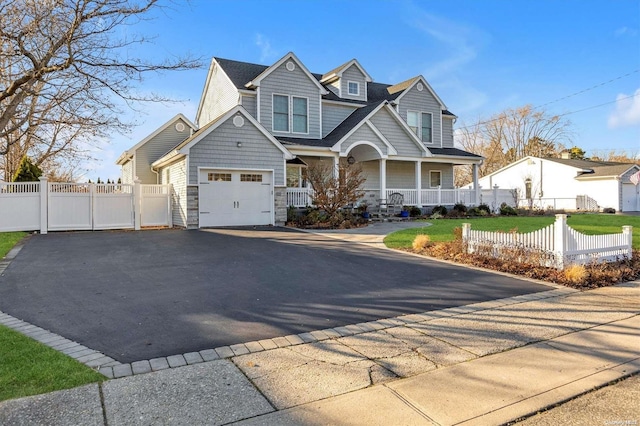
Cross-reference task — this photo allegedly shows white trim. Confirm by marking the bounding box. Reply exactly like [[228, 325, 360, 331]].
[[246, 52, 329, 95], [322, 99, 366, 108], [256, 87, 261, 122], [394, 76, 447, 110], [319, 93, 323, 137], [116, 114, 196, 165], [347, 80, 360, 96], [429, 170, 442, 188], [292, 96, 309, 135], [320, 59, 373, 83], [407, 110, 434, 144], [341, 140, 387, 159]]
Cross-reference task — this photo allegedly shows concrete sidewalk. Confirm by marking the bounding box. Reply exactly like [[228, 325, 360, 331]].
[[0, 281, 638, 425]]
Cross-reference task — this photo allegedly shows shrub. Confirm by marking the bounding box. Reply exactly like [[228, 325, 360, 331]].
[[500, 202, 518, 216], [563, 264, 588, 284], [409, 206, 422, 217], [431, 205, 448, 216], [430, 212, 443, 220], [603, 207, 616, 214], [452, 203, 467, 214], [412, 234, 432, 251], [477, 203, 491, 215]]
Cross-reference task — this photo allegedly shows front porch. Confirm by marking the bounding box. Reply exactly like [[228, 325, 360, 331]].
[[286, 187, 478, 208]]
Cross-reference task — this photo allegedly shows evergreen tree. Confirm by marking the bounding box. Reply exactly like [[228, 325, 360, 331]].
[[12, 156, 43, 182]]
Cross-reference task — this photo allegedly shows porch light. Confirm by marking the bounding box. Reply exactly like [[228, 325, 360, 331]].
[[347, 156, 356, 165], [237, 142, 242, 148]]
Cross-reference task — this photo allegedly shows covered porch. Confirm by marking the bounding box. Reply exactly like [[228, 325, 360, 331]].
[[285, 142, 481, 208]]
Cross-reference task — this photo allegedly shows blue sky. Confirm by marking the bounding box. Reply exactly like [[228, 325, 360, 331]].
[[91, 0, 640, 180]]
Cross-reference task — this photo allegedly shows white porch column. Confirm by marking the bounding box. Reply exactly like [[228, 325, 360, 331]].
[[379, 158, 387, 202], [472, 163, 480, 205], [333, 155, 339, 179], [415, 161, 422, 207]]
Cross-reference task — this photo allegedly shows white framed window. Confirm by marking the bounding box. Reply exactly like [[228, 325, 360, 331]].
[[208, 173, 231, 182], [286, 166, 308, 188], [273, 94, 289, 132], [407, 110, 433, 143], [429, 170, 441, 188], [347, 81, 360, 96], [292, 96, 308, 134], [240, 174, 263, 182]]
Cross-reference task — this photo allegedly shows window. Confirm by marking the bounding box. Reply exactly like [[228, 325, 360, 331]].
[[429, 171, 441, 188], [240, 174, 263, 182], [208, 173, 231, 182], [292, 97, 308, 133], [421, 113, 432, 143], [525, 178, 532, 199], [287, 166, 308, 188], [407, 111, 419, 136], [273, 94, 289, 132], [347, 81, 359, 96], [407, 111, 434, 143]]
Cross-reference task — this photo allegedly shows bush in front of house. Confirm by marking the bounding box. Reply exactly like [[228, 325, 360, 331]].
[[431, 205, 448, 216], [500, 202, 518, 216]]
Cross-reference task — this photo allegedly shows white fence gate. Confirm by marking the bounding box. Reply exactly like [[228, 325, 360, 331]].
[[462, 214, 633, 269], [0, 178, 171, 234]]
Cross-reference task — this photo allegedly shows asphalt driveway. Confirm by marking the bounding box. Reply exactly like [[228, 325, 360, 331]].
[[0, 227, 552, 363]]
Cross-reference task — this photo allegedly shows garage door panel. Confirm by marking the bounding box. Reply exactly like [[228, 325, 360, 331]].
[[199, 169, 273, 227], [622, 184, 640, 212]]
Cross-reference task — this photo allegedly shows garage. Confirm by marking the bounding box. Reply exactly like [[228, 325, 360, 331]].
[[622, 183, 640, 212], [199, 168, 273, 227]]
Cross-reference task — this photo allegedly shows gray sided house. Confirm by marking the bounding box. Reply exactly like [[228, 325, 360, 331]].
[[118, 52, 484, 228]]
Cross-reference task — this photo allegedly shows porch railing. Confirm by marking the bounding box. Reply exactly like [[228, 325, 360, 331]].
[[286, 188, 313, 207]]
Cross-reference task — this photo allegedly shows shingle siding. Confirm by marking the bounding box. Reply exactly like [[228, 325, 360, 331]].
[[135, 118, 190, 184], [199, 63, 239, 127], [341, 124, 388, 155], [259, 63, 321, 138], [340, 65, 367, 102], [159, 159, 188, 228], [188, 117, 286, 186], [369, 108, 423, 157], [422, 163, 454, 189], [121, 160, 134, 184], [442, 117, 454, 148], [322, 103, 358, 137], [241, 95, 257, 118], [398, 85, 442, 147]]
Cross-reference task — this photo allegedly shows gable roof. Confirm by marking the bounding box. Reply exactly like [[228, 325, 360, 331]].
[[392, 76, 446, 109], [116, 114, 196, 165], [152, 106, 293, 168], [320, 59, 372, 83], [245, 52, 328, 95]]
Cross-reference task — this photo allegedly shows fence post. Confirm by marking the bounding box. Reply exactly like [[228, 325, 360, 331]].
[[133, 179, 141, 231], [492, 184, 499, 213], [167, 184, 173, 228], [462, 222, 471, 254], [38, 177, 48, 234], [622, 226, 633, 257], [553, 214, 567, 269]]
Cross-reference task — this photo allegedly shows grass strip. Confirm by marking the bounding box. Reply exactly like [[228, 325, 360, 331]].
[[0, 232, 27, 259]]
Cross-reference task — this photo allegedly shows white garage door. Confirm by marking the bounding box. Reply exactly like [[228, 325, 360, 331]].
[[622, 183, 640, 212], [199, 169, 273, 227]]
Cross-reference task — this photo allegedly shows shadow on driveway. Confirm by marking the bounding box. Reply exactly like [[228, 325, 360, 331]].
[[0, 228, 552, 363]]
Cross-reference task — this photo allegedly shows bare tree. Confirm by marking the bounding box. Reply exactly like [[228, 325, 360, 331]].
[[0, 0, 200, 179], [306, 160, 366, 219], [590, 149, 640, 163]]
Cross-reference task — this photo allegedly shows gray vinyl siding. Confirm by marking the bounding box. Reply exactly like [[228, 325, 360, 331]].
[[340, 65, 367, 102], [188, 116, 286, 186], [361, 160, 380, 189], [135, 118, 191, 184], [442, 117, 454, 148], [322, 103, 358, 137], [422, 164, 454, 189], [159, 158, 187, 228], [121, 160, 134, 184], [369, 108, 423, 157], [198, 63, 239, 127], [340, 124, 388, 155], [241, 95, 257, 118], [259, 63, 321, 139], [398, 85, 442, 147], [621, 167, 639, 183], [387, 161, 416, 189]]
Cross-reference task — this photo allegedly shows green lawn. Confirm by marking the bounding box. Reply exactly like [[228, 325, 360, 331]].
[[384, 214, 640, 250], [0, 231, 105, 401], [0, 231, 27, 258], [0, 324, 105, 402]]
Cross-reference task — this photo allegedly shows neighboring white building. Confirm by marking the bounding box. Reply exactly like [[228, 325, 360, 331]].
[[477, 156, 640, 212]]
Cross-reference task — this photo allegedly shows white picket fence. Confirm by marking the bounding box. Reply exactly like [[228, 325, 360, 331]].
[[0, 178, 172, 234], [461, 214, 633, 269]]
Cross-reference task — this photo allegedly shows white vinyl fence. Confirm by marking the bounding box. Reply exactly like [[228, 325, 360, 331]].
[[0, 178, 171, 234], [462, 214, 633, 269]]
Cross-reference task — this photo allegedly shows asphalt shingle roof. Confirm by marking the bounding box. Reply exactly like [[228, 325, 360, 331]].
[[428, 148, 483, 158], [544, 158, 638, 177]]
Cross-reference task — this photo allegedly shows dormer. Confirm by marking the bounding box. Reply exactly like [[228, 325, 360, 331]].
[[321, 59, 372, 102]]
